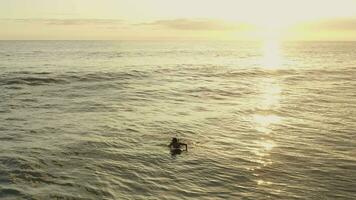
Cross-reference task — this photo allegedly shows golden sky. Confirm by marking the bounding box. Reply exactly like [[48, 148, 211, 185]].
[[1, 0, 356, 40]]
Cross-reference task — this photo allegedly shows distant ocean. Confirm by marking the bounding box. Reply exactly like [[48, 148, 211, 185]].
[[0, 41, 355, 199]]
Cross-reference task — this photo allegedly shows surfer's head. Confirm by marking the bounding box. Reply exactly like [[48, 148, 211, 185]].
[[172, 137, 178, 143]]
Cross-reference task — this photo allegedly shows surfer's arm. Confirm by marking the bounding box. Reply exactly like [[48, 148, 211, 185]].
[[180, 143, 188, 151]]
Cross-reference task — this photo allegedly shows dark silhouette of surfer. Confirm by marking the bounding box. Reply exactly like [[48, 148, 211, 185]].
[[168, 137, 187, 155]]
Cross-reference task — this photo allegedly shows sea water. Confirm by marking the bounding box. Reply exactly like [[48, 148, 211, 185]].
[[0, 41, 355, 199]]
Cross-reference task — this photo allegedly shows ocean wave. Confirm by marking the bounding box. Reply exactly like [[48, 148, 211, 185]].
[[0, 70, 151, 87], [1, 41, 355, 199]]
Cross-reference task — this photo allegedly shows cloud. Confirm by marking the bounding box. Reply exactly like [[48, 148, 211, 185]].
[[0, 18, 124, 26], [139, 18, 253, 31], [46, 19, 123, 26], [293, 18, 356, 31]]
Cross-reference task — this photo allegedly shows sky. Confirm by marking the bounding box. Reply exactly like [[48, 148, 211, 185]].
[[1, 0, 356, 40]]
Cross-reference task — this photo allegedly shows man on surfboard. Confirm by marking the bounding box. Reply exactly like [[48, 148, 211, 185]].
[[168, 137, 188, 153]]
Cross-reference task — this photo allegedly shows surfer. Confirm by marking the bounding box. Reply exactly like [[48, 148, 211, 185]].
[[168, 137, 188, 153]]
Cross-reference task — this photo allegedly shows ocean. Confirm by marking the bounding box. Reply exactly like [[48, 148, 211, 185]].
[[0, 41, 355, 199]]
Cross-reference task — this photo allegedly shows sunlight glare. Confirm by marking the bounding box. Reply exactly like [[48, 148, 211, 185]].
[[253, 114, 282, 128], [257, 179, 272, 185], [261, 39, 283, 69]]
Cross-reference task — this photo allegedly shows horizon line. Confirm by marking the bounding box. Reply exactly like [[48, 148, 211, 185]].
[[1, 39, 356, 42]]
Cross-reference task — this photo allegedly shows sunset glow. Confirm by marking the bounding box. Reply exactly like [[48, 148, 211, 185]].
[[1, 0, 356, 40]]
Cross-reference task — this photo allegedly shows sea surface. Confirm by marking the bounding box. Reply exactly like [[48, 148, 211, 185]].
[[0, 41, 355, 200]]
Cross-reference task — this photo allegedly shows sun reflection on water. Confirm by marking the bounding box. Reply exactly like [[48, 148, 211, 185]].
[[253, 139, 276, 157], [253, 79, 283, 134], [251, 39, 286, 186], [261, 39, 283, 69], [253, 114, 282, 128], [257, 180, 273, 185], [258, 140, 276, 151]]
